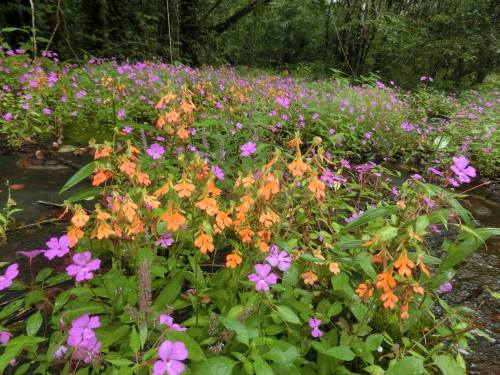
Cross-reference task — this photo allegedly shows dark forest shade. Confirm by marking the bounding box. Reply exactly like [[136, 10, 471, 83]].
[[0, 0, 498, 89]]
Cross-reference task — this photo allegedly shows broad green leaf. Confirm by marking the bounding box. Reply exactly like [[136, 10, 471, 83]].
[[219, 316, 250, 345], [26, 311, 43, 336], [386, 357, 424, 375], [342, 206, 395, 232], [193, 356, 236, 375], [60, 161, 96, 193], [66, 187, 102, 202], [275, 305, 301, 324], [0, 336, 45, 372], [253, 356, 274, 375], [325, 346, 356, 361], [129, 326, 140, 353], [154, 271, 185, 309], [433, 354, 466, 375]]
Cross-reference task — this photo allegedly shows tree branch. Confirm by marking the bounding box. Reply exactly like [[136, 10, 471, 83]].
[[210, 0, 273, 35]]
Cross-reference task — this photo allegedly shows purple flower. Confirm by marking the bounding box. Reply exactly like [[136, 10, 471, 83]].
[[2, 113, 13, 121], [155, 232, 174, 248], [375, 81, 385, 89], [122, 126, 133, 134], [66, 251, 101, 282], [450, 156, 476, 184], [0, 331, 12, 344], [153, 340, 188, 375], [67, 314, 101, 358], [276, 97, 290, 109], [438, 282, 453, 294], [309, 318, 323, 338], [43, 108, 52, 115], [211, 165, 224, 180], [17, 249, 44, 259], [53, 345, 68, 359], [411, 174, 423, 181], [248, 264, 278, 291], [44, 235, 71, 260], [0, 263, 19, 291], [159, 315, 187, 332], [346, 210, 364, 224], [428, 167, 444, 176], [117, 109, 126, 120], [147, 143, 165, 159], [240, 141, 256, 157], [266, 245, 292, 271]]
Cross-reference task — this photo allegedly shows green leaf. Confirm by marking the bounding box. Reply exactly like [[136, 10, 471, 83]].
[[193, 356, 236, 375], [0, 336, 45, 372], [167, 330, 207, 361], [65, 187, 102, 203], [253, 356, 274, 375], [129, 326, 140, 353], [325, 346, 356, 361], [26, 311, 43, 336], [386, 357, 424, 375], [365, 334, 384, 351], [342, 206, 395, 232], [275, 305, 301, 324], [102, 325, 130, 348], [433, 354, 466, 375], [154, 271, 185, 309], [105, 357, 134, 367], [60, 161, 95, 193], [219, 316, 250, 345]]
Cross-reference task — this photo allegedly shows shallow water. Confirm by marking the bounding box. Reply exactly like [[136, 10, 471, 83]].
[[0, 154, 498, 373]]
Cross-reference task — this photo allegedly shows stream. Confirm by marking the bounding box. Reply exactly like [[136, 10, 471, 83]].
[[0, 154, 498, 374]]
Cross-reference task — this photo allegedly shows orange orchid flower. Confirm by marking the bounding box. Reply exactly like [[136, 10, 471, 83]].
[[380, 291, 398, 309], [67, 226, 84, 247], [356, 283, 373, 303], [238, 228, 254, 244], [258, 241, 270, 253], [328, 262, 341, 274], [119, 161, 136, 177], [400, 303, 409, 319], [418, 259, 431, 277], [154, 182, 170, 197], [94, 146, 112, 160], [137, 171, 151, 186], [287, 156, 310, 177], [174, 178, 195, 198], [226, 253, 242, 269], [214, 210, 232, 233], [375, 271, 397, 292], [71, 206, 89, 228], [92, 170, 112, 186], [160, 209, 186, 232], [308, 177, 326, 199], [194, 232, 214, 254], [96, 222, 115, 239], [394, 252, 415, 277], [302, 270, 318, 285], [196, 196, 218, 216]]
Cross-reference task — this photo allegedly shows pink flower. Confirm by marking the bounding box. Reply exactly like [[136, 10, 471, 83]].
[[438, 282, 453, 293], [309, 318, 323, 338], [240, 142, 256, 157], [67, 314, 101, 362], [44, 235, 71, 260], [147, 143, 165, 159], [153, 340, 188, 375], [0, 263, 19, 291], [66, 251, 101, 282], [159, 315, 187, 332], [450, 156, 476, 184], [248, 264, 278, 291], [265, 245, 292, 271], [0, 331, 12, 344], [17, 250, 44, 259]]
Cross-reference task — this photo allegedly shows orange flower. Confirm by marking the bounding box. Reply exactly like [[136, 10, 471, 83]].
[[119, 161, 136, 177], [196, 196, 218, 216], [258, 241, 270, 253], [287, 138, 303, 149], [174, 178, 195, 198], [177, 127, 190, 140], [156, 115, 166, 129], [96, 221, 115, 239], [288, 156, 310, 177], [92, 170, 112, 186], [214, 210, 232, 233], [241, 174, 255, 188], [400, 303, 409, 319], [380, 291, 398, 309], [71, 206, 89, 228], [67, 226, 84, 247], [160, 209, 186, 232], [394, 252, 414, 277], [194, 232, 214, 254], [303, 270, 318, 285], [412, 284, 425, 295], [356, 283, 373, 303], [308, 177, 326, 199], [122, 199, 138, 222], [259, 210, 280, 227], [238, 228, 254, 244], [143, 194, 161, 210], [207, 180, 221, 197], [375, 271, 396, 292], [418, 259, 431, 278], [226, 252, 242, 269], [259, 175, 279, 200], [137, 171, 151, 186], [154, 182, 170, 197], [165, 109, 180, 124], [328, 262, 340, 274], [94, 146, 112, 160]]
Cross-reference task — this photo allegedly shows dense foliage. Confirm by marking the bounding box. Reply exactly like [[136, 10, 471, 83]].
[[0, 50, 499, 374], [1, 0, 499, 89]]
